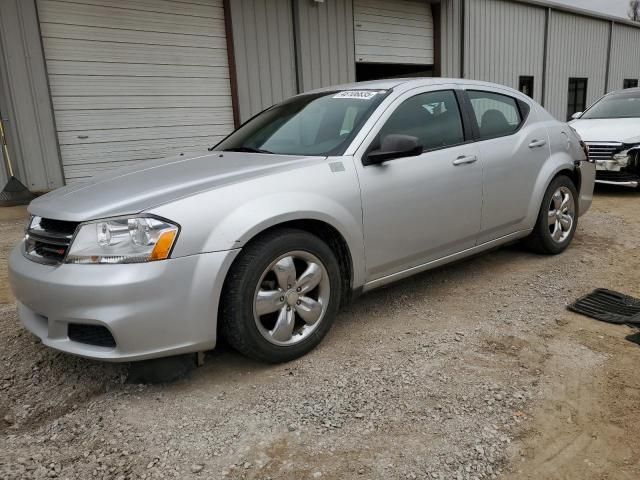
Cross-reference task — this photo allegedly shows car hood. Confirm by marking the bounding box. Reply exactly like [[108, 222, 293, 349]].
[[29, 151, 323, 222], [570, 118, 640, 143]]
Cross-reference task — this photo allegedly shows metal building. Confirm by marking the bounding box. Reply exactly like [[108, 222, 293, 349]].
[[1, 0, 639, 192]]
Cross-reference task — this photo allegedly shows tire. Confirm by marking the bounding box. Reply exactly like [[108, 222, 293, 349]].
[[220, 228, 342, 363], [525, 175, 578, 255]]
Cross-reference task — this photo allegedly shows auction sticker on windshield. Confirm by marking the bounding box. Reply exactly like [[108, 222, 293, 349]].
[[333, 91, 380, 100]]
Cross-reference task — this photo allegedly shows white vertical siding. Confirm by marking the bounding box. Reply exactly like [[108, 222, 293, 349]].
[[353, 0, 433, 65], [464, 0, 546, 103], [295, 0, 355, 92], [0, 0, 63, 190], [545, 10, 609, 120], [440, 0, 462, 78], [37, 0, 234, 183], [230, 0, 297, 122], [608, 23, 640, 92]]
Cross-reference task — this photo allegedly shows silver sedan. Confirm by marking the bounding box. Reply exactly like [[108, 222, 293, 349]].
[[9, 78, 595, 364]]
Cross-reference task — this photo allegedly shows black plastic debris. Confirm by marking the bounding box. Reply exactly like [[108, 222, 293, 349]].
[[0, 176, 35, 206], [626, 332, 640, 347], [568, 289, 640, 325]]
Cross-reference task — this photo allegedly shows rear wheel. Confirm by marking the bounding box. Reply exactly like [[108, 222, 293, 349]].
[[220, 229, 341, 363], [526, 175, 578, 254]]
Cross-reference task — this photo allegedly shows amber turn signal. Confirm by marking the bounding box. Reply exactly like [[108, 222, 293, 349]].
[[150, 230, 178, 261]]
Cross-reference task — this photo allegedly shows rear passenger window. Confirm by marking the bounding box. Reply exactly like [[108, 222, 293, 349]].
[[379, 90, 465, 151], [468, 90, 523, 140]]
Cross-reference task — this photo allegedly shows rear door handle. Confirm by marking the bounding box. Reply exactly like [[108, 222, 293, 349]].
[[453, 155, 478, 166], [528, 139, 547, 148]]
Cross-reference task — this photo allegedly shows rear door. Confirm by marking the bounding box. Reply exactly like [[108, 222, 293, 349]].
[[461, 87, 550, 243]]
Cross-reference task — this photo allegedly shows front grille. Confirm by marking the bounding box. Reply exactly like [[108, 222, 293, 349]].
[[584, 142, 624, 161], [24, 216, 79, 265], [68, 324, 116, 348]]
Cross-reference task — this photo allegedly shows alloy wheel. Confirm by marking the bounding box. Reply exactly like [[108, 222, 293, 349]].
[[253, 251, 330, 346], [548, 186, 575, 243]]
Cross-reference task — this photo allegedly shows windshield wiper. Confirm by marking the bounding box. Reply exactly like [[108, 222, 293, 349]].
[[221, 146, 274, 154]]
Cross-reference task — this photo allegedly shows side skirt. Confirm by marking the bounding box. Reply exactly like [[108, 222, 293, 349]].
[[362, 230, 533, 292]]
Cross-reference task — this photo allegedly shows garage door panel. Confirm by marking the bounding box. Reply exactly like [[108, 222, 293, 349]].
[[356, 45, 433, 60], [356, 30, 433, 48], [55, 107, 234, 131], [357, 53, 432, 64], [37, 0, 234, 183], [355, 21, 432, 37], [57, 0, 223, 19], [355, 12, 434, 30], [43, 38, 227, 66], [60, 138, 219, 164], [38, 1, 224, 36], [354, 0, 433, 65], [355, 0, 430, 16], [46, 61, 229, 79], [48, 75, 232, 96], [58, 125, 229, 145], [52, 95, 231, 110], [40, 23, 227, 49]]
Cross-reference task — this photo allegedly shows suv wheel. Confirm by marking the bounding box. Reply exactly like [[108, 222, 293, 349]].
[[220, 228, 342, 363]]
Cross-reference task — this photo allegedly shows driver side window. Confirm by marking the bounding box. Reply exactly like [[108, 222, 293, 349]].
[[378, 90, 465, 151]]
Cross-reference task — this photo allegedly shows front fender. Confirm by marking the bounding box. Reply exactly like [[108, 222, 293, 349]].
[[149, 157, 366, 289], [204, 192, 366, 288]]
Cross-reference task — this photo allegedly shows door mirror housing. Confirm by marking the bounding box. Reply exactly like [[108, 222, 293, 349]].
[[363, 134, 423, 166], [571, 111, 583, 120]]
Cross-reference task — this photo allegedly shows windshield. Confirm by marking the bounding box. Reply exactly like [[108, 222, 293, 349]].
[[581, 91, 640, 119], [215, 89, 389, 156]]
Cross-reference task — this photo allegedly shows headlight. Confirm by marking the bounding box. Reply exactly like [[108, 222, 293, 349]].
[[66, 216, 179, 264]]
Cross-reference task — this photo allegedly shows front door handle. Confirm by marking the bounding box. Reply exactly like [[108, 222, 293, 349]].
[[453, 155, 478, 166], [528, 139, 547, 148]]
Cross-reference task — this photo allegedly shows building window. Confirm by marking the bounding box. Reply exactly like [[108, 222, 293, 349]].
[[519, 76, 534, 98], [567, 78, 588, 120], [623, 79, 639, 89]]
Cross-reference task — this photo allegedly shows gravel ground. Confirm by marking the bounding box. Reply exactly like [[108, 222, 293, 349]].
[[1, 188, 639, 480]]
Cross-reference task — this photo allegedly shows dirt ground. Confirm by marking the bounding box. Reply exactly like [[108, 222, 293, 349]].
[[1, 188, 639, 480]]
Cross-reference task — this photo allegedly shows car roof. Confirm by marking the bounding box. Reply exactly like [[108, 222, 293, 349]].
[[307, 77, 525, 97]]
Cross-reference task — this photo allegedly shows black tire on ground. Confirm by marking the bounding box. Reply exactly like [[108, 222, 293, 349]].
[[220, 228, 342, 363], [525, 175, 579, 255]]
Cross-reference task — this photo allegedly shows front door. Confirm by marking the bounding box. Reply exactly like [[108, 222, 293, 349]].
[[354, 88, 483, 282]]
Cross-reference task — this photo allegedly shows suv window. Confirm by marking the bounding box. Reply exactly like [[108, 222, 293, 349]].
[[468, 90, 523, 140], [378, 90, 465, 151]]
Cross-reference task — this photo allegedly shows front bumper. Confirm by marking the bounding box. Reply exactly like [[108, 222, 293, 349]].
[[8, 245, 239, 362], [594, 160, 639, 187]]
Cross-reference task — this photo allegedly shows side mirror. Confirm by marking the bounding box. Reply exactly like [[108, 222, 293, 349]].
[[571, 112, 583, 120], [363, 134, 423, 166]]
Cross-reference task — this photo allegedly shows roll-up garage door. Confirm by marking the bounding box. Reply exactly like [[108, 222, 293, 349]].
[[36, 0, 234, 183], [354, 0, 434, 65]]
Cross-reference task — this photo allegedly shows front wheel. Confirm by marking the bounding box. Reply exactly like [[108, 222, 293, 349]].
[[525, 175, 578, 254], [220, 229, 342, 363]]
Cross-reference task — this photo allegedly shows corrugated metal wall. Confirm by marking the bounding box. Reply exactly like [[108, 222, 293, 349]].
[[440, 0, 462, 78], [295, 0, 355, 92], [545, 10, 609, 120], [353, 0, 433, 65], [37, 0, 234, 183], [0, 0, 63, 190], [464, 0, 546, 104], [230, 0, 297, 122], [608, 23, 640, 92]]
